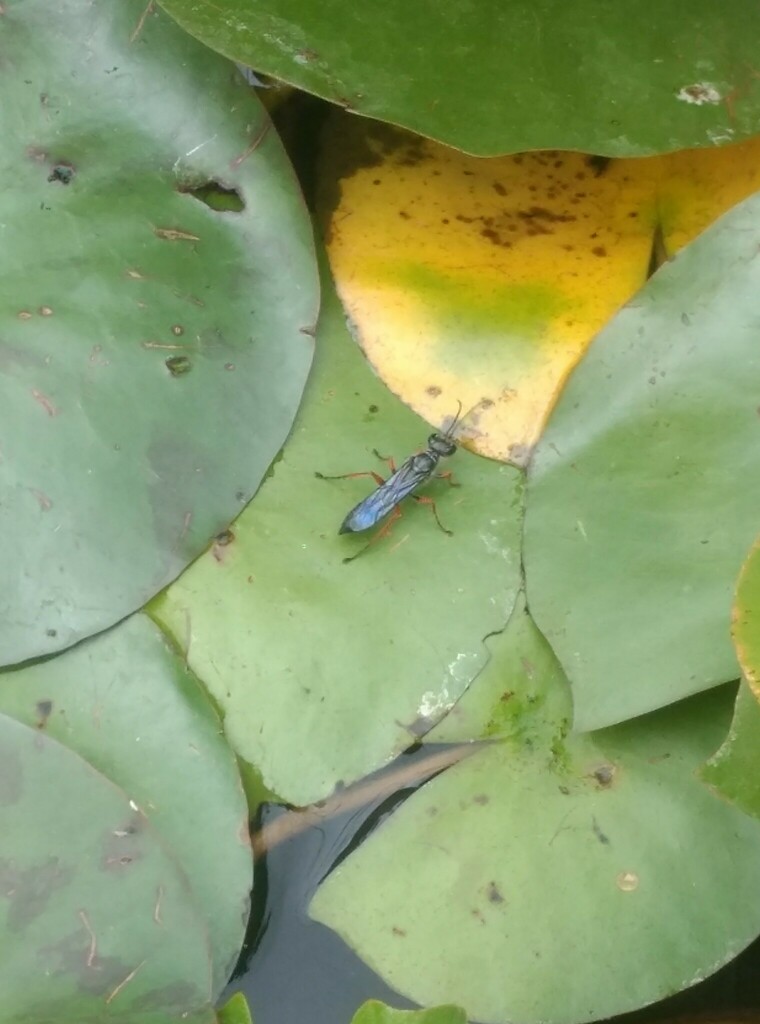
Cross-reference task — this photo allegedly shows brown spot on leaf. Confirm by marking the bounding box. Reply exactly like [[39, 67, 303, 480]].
[[472, 793, 489, 805], [36, 700, 53, 728], [391, 926, 407, 937], [590, 762, 616, 787]]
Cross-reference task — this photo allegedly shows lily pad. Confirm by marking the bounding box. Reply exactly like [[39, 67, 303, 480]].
[[352, 1002, 467, 1024], [0, 613, 251, 997], [157, 0, 760, 157], [0, 0, 317, 666], [700, 536, 760, 819], [312, 610, 760, 1023], [523, 188, 760, 730], [701, 679, 760, 820], [0, 713, 216, 1023], [150, 255, 523, 806], [318, 118, 658, 464]]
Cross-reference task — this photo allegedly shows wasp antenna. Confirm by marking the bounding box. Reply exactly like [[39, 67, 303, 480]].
[[445, 400, 464, 438]]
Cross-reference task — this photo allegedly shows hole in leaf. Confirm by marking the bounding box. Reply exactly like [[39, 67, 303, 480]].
[[179, 181, 245, 213], [165, 355, 192, 376]]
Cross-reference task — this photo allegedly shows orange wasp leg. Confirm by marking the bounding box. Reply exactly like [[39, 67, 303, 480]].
[[343, 506, 403, 564]]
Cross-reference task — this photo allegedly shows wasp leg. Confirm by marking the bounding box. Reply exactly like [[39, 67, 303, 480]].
[[343, 506, 403, 564], [315, 469, 385, 486], [372, 448, 397, 474], [435, 470, 461, 488], [412, 495, 453, 536]]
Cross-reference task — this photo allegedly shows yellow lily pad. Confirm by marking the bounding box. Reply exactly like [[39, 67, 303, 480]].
[[320, 122, 760, 464]]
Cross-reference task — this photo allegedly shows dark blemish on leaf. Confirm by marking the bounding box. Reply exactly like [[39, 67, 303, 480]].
[[399, 210, 411, 219], [165, 355, 191, 376], [471, 909, 486, 924], [472, 793, 489, 805], [586, 155, 611, 176], [592, 817, 610, 845], [236, 490, 247, 502], [591, 763, 616, 787], [519, 206, 575, 224], [426, 385, 442, 397], [0, 857, 75, 931], [591, 246, 607, 257], [559, 785, 570, 795], [45, 628, 57, 638], [392, 926, 407, 936], [681, 312, 691, 326], [47, 163, 75, 185], [441, 217, 450, 224], [300, 324, 317, 337], [487, 881, 505, 903], [177, 180, 245, 213], [36, 700, 53, 729], [295, 47, 319, 62], [493, 181, 507, 196], [368, 404, 379, 413], [499, 690, 514, 703], [215, 529, 234, 546]]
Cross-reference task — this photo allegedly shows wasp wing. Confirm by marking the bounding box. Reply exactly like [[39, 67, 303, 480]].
[[339, 456, 426, 534]]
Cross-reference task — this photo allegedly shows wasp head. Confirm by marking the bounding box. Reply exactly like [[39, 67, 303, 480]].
[[427, 432, 457, 457]]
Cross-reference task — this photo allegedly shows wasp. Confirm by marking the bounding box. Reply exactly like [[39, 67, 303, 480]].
[[316, 404, 463, 562]]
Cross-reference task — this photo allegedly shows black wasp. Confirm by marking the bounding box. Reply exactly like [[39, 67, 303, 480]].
[[316, 403, 463, 562]]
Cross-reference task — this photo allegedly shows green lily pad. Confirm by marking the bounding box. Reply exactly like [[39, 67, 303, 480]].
[[312, 612, 760, 1023], [523, 189, 760, 731], [352, 1002, 467, 1024], [0, 0, 317, 666], [151, 256, 523, 806], [218, 992, 254, 1024], [732, 533, 760, 692], [700, 536, 760, 819], [157, 0, 760, 156], [701, 679, 760, 820], [0, 613, 251, 998], [0, 713, 217, 1024]]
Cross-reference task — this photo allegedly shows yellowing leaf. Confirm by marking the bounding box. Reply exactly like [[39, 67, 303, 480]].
[[320, 121, 760, 463], [659, 137, 760, 253]]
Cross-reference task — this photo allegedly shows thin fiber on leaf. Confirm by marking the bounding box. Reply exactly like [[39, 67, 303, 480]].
[[151, 255, 523, 806], [523, 189, 760, 730], [0, 0, 317, 665]]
